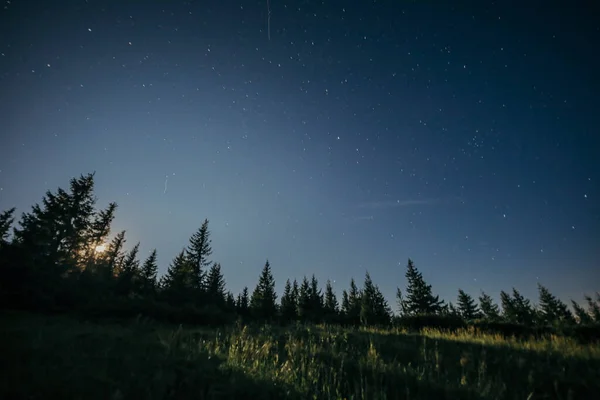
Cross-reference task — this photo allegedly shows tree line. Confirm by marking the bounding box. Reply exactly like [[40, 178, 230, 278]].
[[0, 173, 599, 335]]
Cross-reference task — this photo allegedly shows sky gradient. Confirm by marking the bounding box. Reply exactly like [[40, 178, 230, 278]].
[[1, 0, 598, 307]]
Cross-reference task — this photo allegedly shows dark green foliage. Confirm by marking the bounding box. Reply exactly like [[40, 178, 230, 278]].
[[82, 202, 117, 269], [160, 250, 192, 305], [501, 288, 535, 325], [205, 262, 226, 307], [0, 207, 16, 246], [250, 260, 277, 320], [566, 323, 600, 344], [185, 219, 212, 296], [585, 293, 600, 322], [115, 243, 140, 297], [341, 290, 350, 318], [478, 291, 500, 321], [1, 173, 116, 309], [511, 288, 535, 325], [396, 287, 405, 315], [537, 283, 574, 326], [323, 280, 339, 322], [100, 230, 126, 279], [280, 279, 298, 322], [236, 286, 250, 317], [225, 291, 236, 312], [399, 259, 444, 316], [572, 300, 593, 324], [285, 274, 322, 323], [309, 274, 324, 322], [443, 301, 460, 318], [296, 276, 311, 321], [342, 278, 362, 325], [472, 320, 541, 340], [360, 272, 391, 326], [457, 289, 481, 320], [138, 249, 158, 297], [396, 314, 466, 332]]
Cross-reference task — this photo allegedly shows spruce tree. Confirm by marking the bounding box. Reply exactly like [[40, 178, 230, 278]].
[[280, 279, 298, 322], [297, 276, 311, 322], [571, 300, 592, 324], [0, 207, 16, 248], [186, 219, 212, 296], [205, 262, 226, 307], [59, 173, 98, 270], [537, 283, 574, 326], [457, 289, 481, 320], [225, 291, 236, 312], [309, 274, 324, 322], [511, 288, 535, 325], [236, 286, 250, 317], [82, 202, 117, 268], [502, 288, 534, 325], [346, 278, 362, 325], [161, 249, 192, 304], [479, 291, 500, 321], [401, 259, 444, 315], [396, 288, 408, 316], [291, 279, 299, 312], [250, 260, 277, 320], [500, 290, 517, 322], [360, 272, 378, 326], [138, 249, 158, 297], [13, 173, 97, 274], [443, 301, 460, 317], [115, 243, 140, 297], [341, 290, 350, 321], [0, 173, 116, 308], [324, 280, 339, 322], [0, 208, 17, 304], [101, 230, 126, 279], [584, 293, 600, 322]]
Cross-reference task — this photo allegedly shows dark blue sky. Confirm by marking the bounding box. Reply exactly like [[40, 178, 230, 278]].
[[1, 0, 598, 307]]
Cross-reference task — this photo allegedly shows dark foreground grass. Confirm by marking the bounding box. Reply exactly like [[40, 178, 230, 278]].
[[1, 312, 599, 399]]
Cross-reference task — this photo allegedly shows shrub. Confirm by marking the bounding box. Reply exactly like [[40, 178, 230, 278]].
[[396, 314, 466, 332]]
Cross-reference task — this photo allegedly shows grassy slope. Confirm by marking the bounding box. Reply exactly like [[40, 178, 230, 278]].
[[1, 312, 599, 400]]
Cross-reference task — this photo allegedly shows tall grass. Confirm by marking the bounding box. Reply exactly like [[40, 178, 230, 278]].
[[2, 312, 599, 399]]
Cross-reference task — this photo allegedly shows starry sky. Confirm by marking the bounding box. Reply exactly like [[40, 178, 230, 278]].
[[0, 0, 598, 307]]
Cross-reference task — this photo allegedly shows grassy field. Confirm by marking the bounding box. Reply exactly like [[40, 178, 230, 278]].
[[2, 312, 599, 399]]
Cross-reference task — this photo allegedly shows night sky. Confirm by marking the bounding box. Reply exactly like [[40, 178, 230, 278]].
[[1, 1, 598, 307]]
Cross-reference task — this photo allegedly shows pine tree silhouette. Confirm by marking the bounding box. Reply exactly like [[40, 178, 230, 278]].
[[344, 278, 362, 325], [571, 300, 592, 324], [250, 260, 277, 320], [205, 262, 226, 307], [186, 219, 212, 299], [324, 279, 339, 322], [236, 286, 250, 317], [400, 259, 444, 315], [297, 276, 311, 321], [478, 291, 500, 321], [309, 274, 324, 323], [280, 279, 298, 322], [0, 207, 16, 247], [138, 249, 159, 298], [161, 249, 192, 304], [584, 293, 600, 322], [115, 243, 140, 297], [537, 283, 574, 326], [457, 289, 481, 320]]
